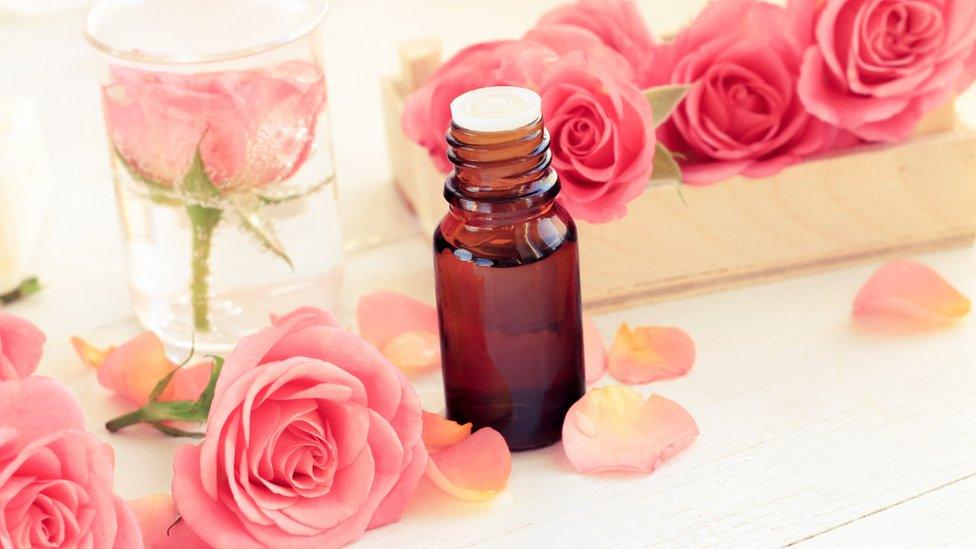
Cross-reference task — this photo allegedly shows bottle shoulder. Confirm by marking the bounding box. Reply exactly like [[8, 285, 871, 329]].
[[434, 203, 577, 268]]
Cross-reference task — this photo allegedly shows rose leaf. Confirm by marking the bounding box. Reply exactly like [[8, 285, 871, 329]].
[[644, 84, 691, 127]]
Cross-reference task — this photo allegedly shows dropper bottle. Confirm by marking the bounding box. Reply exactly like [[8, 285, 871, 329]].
[[434, 86, 585, 450]]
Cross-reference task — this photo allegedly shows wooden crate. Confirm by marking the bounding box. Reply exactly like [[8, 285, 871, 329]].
[[383, 40, 976, 311]]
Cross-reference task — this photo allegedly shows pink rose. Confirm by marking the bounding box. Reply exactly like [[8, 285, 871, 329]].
[[402, 40, 556, 172], [539, 54, 655, 222], [402, 41, 654, 223], [653, 0, 835, 184], [172, 307, 427, 548], [102, 60, 326, 191], [0, 376, 142, 547], [523, 24, 634, 82], [0, 312, 44, 380], [538, 0, 660, 86], [793, 0, 976, 142]]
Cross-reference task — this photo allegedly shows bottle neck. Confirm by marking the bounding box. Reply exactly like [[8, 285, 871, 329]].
[[444, 118, 559, 222]]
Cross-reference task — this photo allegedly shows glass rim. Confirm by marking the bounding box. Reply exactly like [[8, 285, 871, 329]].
[[84, 0, 329, 65]]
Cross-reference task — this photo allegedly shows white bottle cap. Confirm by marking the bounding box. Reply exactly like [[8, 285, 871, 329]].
[[450, 86, 542, 132]]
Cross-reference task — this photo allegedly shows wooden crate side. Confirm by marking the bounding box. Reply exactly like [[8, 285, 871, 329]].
[[577, 128, 976, 309]]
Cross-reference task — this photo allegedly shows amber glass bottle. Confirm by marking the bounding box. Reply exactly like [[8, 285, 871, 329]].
[[434, 87, 585, 450]]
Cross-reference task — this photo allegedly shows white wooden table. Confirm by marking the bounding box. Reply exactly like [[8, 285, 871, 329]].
[[2, 1, 975, 546]]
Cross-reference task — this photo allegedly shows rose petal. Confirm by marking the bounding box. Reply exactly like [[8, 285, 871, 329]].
[[583, 314, 608, 384], [97, 332, 175, 406], [356, 291, 439, 347], [608, 324, 696, 384], [381, 331, 440, 375], [114, 495, 151, 549], [95, 332, 214, 405], [127, 493, 208, 548], [421, 411, 472, 452], [0, 376, 85, 436], [426, 428, 511, 501], [0, 312, 45, 380], [70, 336, 114, 369], [562, 387, 698, 474], [853, 259, 971, 329], [166, 362, 215, 402], [367, 443, 428, 530], [356, 291, 441, 375]]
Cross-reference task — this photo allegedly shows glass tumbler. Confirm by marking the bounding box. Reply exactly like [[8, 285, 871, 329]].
[[86, 0, 342, 352]]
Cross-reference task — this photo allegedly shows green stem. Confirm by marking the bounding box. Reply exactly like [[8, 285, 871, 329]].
[[106, 408, 151, 432], [1, 277, 41, 305], [105, 402, 206, 437], [187, 204, 221, 333]]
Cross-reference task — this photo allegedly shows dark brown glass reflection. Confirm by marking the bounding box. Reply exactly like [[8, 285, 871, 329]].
[[433, 118, 585, 451]]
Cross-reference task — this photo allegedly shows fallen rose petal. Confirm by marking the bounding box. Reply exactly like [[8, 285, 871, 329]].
[[356, 291, 441, 375], [163, 362, 214, 402], [128, 493, 208, 548], [853, 260, 971, 328], [382, 330, 441, 375], [94, 332, 213, 406], [422, 411, 473, 452], [70, 336, 114, 368], [427, 428, 512, 501], [583, 314, 607, 384], [608, 324, 695, 384], [562, 386, 698, 474]]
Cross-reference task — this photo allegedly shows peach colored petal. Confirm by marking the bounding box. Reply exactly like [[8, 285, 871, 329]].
[[583, 314, 607, 384], [166, 361, 215, 402], [98, 332, 174, 406], [381, 330, 440, 375], [608, 324, 696, 384], [421, 411, 472, 452], [426, 428, 511, 501], [853, 260, 971, 329], [562, 387, 698, 474], [356, 291, 441, 375], [127, 493, 208, 548], [70, 336, 114, 369], [96, 332, 212, 406]]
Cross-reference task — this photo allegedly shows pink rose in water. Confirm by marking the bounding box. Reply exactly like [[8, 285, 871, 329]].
[[101, 60, 326, 191], [0, 376, 142, 547], [172, 307, 427, 548], [792, 0, 976, 142], [537, 0, 661, 87], [652, 0, 835, 185], [0, 312, 44, 380]]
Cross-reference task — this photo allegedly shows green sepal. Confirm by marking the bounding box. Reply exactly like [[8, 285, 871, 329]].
[[644, 84, 691, 127], [650, 143, 683, 183], [232, 195, 293, 269], [181, 148, 221, 204], [111, 147, 182, 207], [104, 355, 224, 437]]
